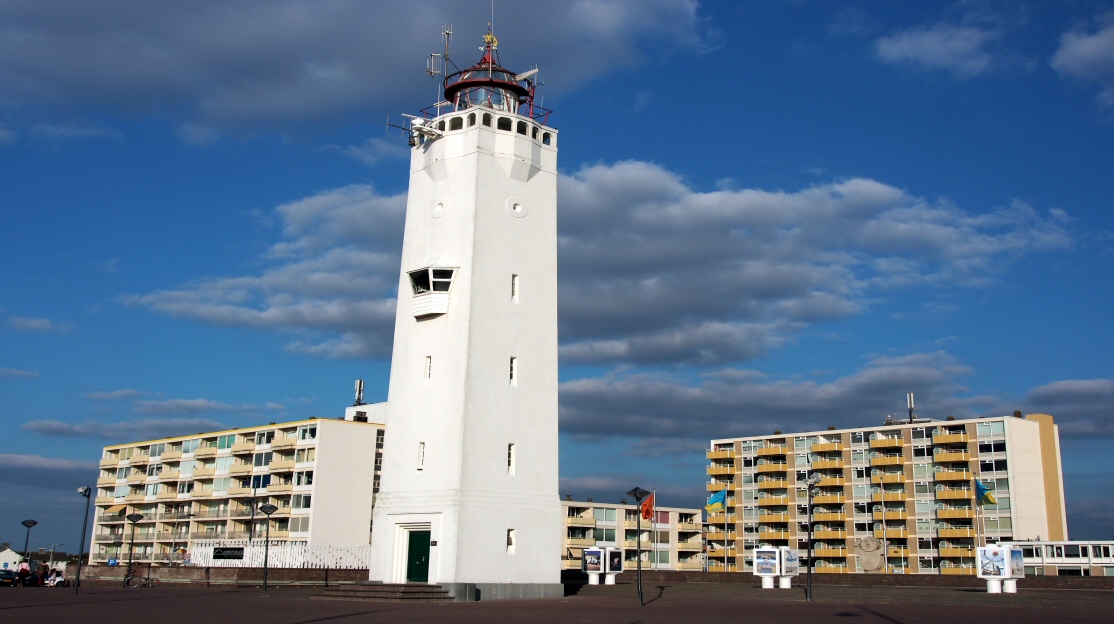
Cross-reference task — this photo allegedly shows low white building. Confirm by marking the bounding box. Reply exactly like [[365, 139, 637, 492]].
[[0, 546, 23, 571]]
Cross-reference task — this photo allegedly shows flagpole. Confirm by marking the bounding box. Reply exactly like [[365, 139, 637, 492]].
[[651, 488, 656, 571]]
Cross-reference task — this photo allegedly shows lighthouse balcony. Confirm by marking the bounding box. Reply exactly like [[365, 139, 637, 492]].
[[409, 267, 456, 318]]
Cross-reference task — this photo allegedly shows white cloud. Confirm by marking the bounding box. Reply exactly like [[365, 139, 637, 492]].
[[876, 22, 1001, 78], [132, 398, 245, 415], [29, 122, 122, 141], [326, 137, 410, 167], [7, 315, 75, 333], [0, 122, 16, 145], [1025, 377, 1114, 436], [0, 367, 39, 378], [21, 418, 228, 441], [82, 388, 147, 400], [130, 162, 1072, 365], [0, 453, 99, 490], [0, 1, 711, 135], [1051, 18, 1114, 109]]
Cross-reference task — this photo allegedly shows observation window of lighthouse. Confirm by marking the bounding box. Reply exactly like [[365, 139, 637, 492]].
[[516, 121, 527, 135], [482, 113, 492, 127], [437, 120, 445, 131], [468, 113, 476, 126], [408, 267, 455, 295], [531, 126, 538, 139], [542, 132, 551, 145], [449, 116, 463, 131], [497, 117, 512, 131]]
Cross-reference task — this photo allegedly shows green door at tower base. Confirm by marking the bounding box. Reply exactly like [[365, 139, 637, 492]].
[[406, 530, 431, 583]]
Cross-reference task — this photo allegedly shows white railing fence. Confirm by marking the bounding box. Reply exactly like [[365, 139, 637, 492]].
[[190, 540, 370, 568]]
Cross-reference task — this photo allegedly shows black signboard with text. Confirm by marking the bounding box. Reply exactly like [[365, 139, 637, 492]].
[[213, 547, 245, 560]]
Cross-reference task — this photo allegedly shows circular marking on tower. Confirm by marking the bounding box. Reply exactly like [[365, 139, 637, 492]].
[[506, 197, 528, 218], [431, 200, 447, 219]]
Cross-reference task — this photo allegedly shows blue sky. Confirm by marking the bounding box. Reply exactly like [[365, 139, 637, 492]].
[[2, 1, 1113, 550]]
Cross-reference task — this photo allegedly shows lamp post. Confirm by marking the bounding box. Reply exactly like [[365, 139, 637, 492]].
[[259, 503, 278, 592], [21, 519, 37, 571], [75, 486, 91, 594], [47, 543, 64, 574], [125, 513, 144, 586], [805, 472, 823, 602], [626, 487, 650, 607]]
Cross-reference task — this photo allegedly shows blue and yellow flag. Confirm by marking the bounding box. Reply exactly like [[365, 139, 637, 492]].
[[975, 480, 997, 506], [705, 489, 727, 513]]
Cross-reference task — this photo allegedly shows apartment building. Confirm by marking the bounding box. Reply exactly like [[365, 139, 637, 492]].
[[561, 498, 704, 571], [706, 412, 1066, 575], [91, 408, 385, 564]]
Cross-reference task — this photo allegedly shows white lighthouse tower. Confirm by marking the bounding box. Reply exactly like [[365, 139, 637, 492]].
[[367, 29, 562, 598]]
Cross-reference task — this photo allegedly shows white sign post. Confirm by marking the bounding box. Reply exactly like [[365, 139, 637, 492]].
[[753, 548, 781, 589], [977, 546, 1022, 593], [778, 546, 800, 589], [583, 548, 604, 585]]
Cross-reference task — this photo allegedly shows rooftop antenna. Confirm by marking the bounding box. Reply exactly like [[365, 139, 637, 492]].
[[907, 393, 915, 424], [354, 379, 365, 406]]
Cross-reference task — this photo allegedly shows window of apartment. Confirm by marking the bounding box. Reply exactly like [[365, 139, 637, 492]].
[[177, 481, 194, 494], [295, 448, 316, 463], [853, 503, 868, 515], [852, 485, 869, 499], [179, 460, 197, 475], [417, 442, 426, 470], [214, 456, 234, 472], [794, 437, 808, 450], [295, 470, 314, 486], [507, 443, 516, 476], [980, 459, 1008, 473], [978, 440, 1007, 454], [292, 494, 312, 509], [506, 529, 516, 554], [253, 452, 273, 467], [147, 443, 164, 457], [255, 430, 275, 445], [914, 482, 930, 495], [913, 446, 931, 458], [592, 508, 617, 522], [851, 450, 866, 463], [740, 473, 754, 484], [742, 490, 757, 501], [854, 522, 871, 534], [182, 439, 200, 454], [146, 464, 163, 477], [144, 483, 158, 496], [290, 517, 310, 532], [213, 477, 231, 492], [795, 454, 807, 467], [741, 457, 754, 468], [911, 427, 927, 440], [295, 425, 316, 441], [742, 506, 756, 518], [916, 519, 932, 532], [592, 528, 617, 542], [850, 432, 866, 445], [795, 470, 808, 482], [511, 274, 519, 302], [509, 357, 517, 386], [915, 500, 934, 514], [913, 464, 932, 477], [251, 474, 271, 489], [853, 467, 867, 480], [976, 421, 1006, 437], [116, 467, 129, 479], [217, 435, 236, 450]]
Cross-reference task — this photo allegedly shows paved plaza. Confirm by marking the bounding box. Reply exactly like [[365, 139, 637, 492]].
[[1, 582, 1111, 623]]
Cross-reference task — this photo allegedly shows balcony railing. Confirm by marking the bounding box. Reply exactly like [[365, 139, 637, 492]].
[[939, 547, 975, 557], [871, 473, 905, 484], [813, 494, 845, 504], [869, 437, 903, 449], [757, 496, 788, 506], [871, 492, 907, 502], [755, 463, 788, 473], [933, 450, 970, 462], [811, 442, 843, 452], [566, 516, 596, 528], [932, 433, 969, 445], [870, 455, 903, 467], [756, 445, 788, 457], [872, 510, 907, 521], [934, 470, 972, 481], [937, 508, 975, 519], [935, 488, 972, 499], [812, 459, 845, 470], [706, 448, 736, 460]]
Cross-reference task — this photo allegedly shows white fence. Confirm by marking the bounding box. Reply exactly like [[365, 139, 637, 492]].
[[190, 540, 370, 569]]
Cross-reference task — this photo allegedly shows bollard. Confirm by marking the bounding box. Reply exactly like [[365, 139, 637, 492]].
[[778, 576, 792, 589], [986, 579, 1002, 593], [604, 573, 616, 585], [761, 576, 775, 589], [1002, 579, 1017, 593], [588, 573, 600, 585]]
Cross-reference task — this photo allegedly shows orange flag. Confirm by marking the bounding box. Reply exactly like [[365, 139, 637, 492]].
[[640, 493, 655, 520]]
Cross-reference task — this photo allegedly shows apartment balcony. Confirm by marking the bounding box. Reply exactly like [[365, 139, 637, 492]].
[[933, 450, 970, 462], [623, 540, 656, 549], [705, 514, 736, 525], [939, 547, 975, 557], [266, 530, 290, 539], [755, 463, 788, 473], [229, 464, 253, 475], [227, 487, 252, 496], [231, 442, 256, 454], [99, 457, 119, 468], [757, 496, 789, 506], [190, 532, 228, 540], [677, 541, 703, 551], [161, 450, 183, 461], [96, 476, 116, 486], [756, 479, 788, 490], [937, 508, 975, 519], [813, 529, 847, 539], [193, 467, 216, 478], [95, 496, 115, 504], [269, 460, 295, 471], [707, 465, 734, 476], [159, 470, 181, 481], [940, 566, 976, 575], [124, 494, 146, 502], [869, 437, 903, 449], [194, 509, 229, 519], [758, 512, 789, 523], [126, 474, 146, 484], [813, 494, 845, 505], [814, 567, 850, 574], [812, 442, 844, 452], [933, 433, 969, 445], [887, 547, 909, 558], [129, 455, 150, 465], [934, 470, 972, 482], [676, 560, 704, 570], [872, 492, 907, 502], [707, 449, 736, 460], [936, 488, 972, 499], [157, 512, 192, 520], [707, 564, 738, 573], [872, 510, 908, 521], [191, 488, 214, 498], [678, 522, 702, 531], [567, 516, 596, 528], [756, 445, 788, 457], [93, 534, 124, 542], [870, 456, 904, 467], [938, 528, 976, 538], [874, 529, 908, 539], [194, 447, 217, 458], [871, 473, 905, 484], [813, 512, 846, 522], [818, 477, 845, 487], [157, 491, 179, 500], [812, 547, 848, 558], [707, 482, 730, 492], [704, 531, 737, 542], [812, 459, 845, 470], [757, 529, 790, 540], [271, 438, 297, 449]]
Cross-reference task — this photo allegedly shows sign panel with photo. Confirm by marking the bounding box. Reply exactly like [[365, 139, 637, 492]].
[[753, 548, 780, 577], [780, 546, 800, 576], [1009, 548, 1024, 579], [606, 548, 623, 574], [582, 548, 603, 574], [976, 546, 1009, 579]]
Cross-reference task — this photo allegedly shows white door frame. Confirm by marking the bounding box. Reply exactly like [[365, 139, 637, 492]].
[[392, 521, 433, 583]]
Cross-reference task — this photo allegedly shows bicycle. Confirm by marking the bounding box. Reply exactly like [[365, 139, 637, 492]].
[[123, 569, 152, 588]]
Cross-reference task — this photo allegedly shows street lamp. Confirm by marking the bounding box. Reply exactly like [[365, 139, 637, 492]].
[[125, 513, 144, 586], [259, 503, 278, 592], [47, 543, 64, 574], [21, 519, 37, 570], [804, 472, 823, 602], [76, 486, 91, 594], [626, 487, 650, 607]]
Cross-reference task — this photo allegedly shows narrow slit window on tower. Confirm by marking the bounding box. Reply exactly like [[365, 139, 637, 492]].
[[542, 132, 551, 145], [482, 113, 492, 127], [509, 357, 517, 386], [417, 442, 425, 471], [468, 113, 476, 126], [425, 356, 432, 382], [532, 126, 538, 139], [497, 117, 512, 131], [511, 274, 519, 302], [508, 443, 516, 475], [449, 116, 463, 130], [516, 121, 527, 135], [506, 528, 516, 554]]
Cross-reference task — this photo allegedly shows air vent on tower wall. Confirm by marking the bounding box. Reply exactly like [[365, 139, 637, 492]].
[[408, 266, 457, 317]]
